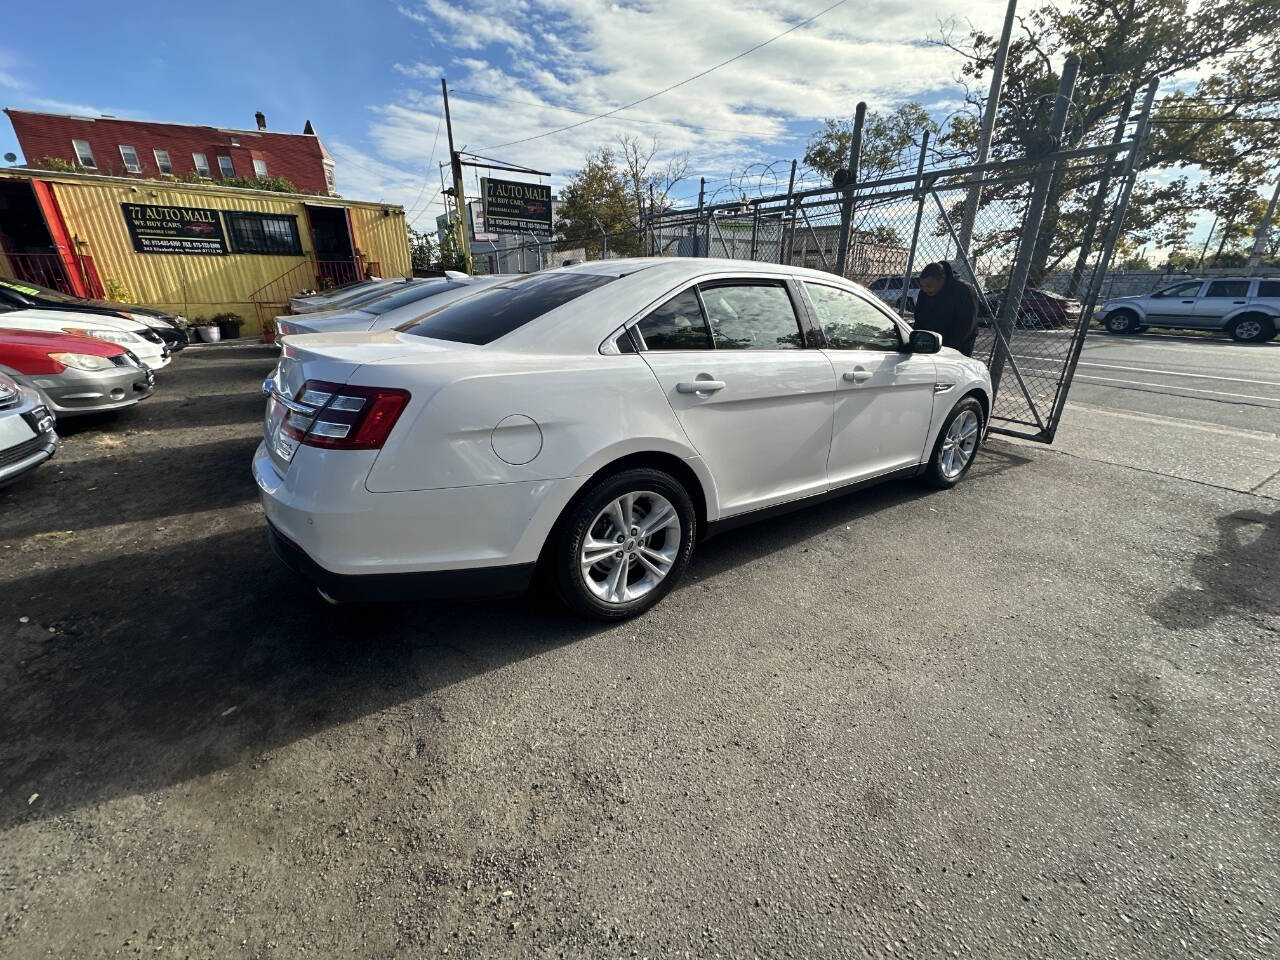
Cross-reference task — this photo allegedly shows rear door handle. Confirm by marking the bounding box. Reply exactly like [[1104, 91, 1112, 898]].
[[676, 379, 726, 394], [843, 368, 873, 383]]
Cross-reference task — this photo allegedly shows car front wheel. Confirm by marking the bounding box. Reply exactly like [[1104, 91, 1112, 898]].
[[1104, 309, 1140, 334], [923, 397, 985, 489], [553, 467, 697, 620]]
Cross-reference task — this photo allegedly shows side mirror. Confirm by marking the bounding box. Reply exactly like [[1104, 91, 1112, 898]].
[[907, 329, 942, 353]]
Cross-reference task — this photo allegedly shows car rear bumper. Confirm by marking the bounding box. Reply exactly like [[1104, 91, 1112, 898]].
[[252, 441, 580, 592], [265, 522, 534, 602]]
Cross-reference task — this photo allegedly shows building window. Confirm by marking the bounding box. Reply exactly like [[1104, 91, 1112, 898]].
[[153, 149, 173, 174], [225, 211, 302, 255], [71, 139, 96, 168], [119, 145, 142, 173], [252, 157, 269, 178], [192, 152, 210, 177], [217, 155, 235, 178]]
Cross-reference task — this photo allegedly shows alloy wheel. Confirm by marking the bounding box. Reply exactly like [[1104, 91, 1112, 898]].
[[940, 409, 980, 480], [1234, 319, 1262, 341], [579, 491, 681, 605]]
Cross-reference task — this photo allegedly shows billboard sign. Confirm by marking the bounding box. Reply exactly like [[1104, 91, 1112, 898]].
[[120, 203, 228, 255], [481, 177, 553, 237]]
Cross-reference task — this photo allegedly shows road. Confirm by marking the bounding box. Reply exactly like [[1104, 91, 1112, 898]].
[[1059, 332, 1280, 433], [0, 344, 1275, 958]]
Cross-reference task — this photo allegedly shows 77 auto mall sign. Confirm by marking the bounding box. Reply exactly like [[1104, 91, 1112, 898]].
[[481, 178, 553, 238]]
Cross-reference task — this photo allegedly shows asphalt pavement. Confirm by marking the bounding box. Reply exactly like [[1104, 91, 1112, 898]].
[[0, 342, 1275, 959]]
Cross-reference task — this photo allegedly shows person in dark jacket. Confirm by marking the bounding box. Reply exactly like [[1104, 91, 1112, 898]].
[[913, 261, 978, 356]]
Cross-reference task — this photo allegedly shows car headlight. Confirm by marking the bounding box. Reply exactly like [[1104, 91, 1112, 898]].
[[49, 352, 116, 372], [77, 329, 140, 344]]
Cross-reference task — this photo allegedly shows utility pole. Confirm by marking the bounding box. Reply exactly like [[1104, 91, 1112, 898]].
[[441, 78, 473, 274], [835, 102, 866, 276], [957, 0, 1018, 257], [1248, 174, 1280, 274]]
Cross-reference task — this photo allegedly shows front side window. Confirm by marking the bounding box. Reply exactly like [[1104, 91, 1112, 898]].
[[398, 272, 617, 345], [119, 145, 141, 173], [225, 211, 302, 255], [252, 156, 269, 178], [805, 282, 900, 350], [1204, 279, 1249, 298], [1257, 280, 1280, 299], [192, 152, 210, 177], [699, 282, 803, 350], [153, 149, 173, 174], [1151, 281, 1203, 299], [72, 139, 96, 168], [635, 288, 712, 350], [217, 155, 235, 178]]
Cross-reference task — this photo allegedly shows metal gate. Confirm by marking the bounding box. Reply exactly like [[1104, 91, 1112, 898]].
[[646, 78, 1158, 443]]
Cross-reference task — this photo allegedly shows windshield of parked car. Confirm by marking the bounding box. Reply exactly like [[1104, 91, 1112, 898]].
[[0, 277, 81, 304], [362, 280, 469, 315], [397, 272, 618, 344]]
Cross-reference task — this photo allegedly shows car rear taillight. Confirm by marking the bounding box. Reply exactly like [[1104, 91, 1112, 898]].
[[279, 379, 410, 450]]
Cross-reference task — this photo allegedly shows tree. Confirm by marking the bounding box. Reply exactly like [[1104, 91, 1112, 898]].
[[556, 146, 642, 258], [934, 0, 1280, 285], [407, 226, 436, 272], [803, 104, 939, 183], [616, 134, 689, 217]]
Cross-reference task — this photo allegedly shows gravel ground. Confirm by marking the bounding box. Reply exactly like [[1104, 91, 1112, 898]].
[[1, 344, 1276, 959]]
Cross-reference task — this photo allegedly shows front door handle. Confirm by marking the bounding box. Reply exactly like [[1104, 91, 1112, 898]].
[[843, 368, 873, 383], [676, 379, 726, 395]]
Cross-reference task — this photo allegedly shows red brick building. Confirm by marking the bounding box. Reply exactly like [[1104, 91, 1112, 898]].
[[5, 109, 338, 196]]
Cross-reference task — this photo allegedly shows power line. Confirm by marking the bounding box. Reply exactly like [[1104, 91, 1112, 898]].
[[476, 0, 850, 151], [403, 109, 446, 221]]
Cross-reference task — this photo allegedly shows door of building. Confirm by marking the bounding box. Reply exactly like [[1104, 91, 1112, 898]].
[[304, 205, 359, 289]]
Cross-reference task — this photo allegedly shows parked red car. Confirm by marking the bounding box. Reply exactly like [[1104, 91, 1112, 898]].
[[0, 329, 155, 417], [984, 288, 1083, 329]]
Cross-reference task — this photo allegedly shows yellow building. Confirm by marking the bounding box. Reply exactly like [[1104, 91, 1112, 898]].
[[0, 168, 410, 334]]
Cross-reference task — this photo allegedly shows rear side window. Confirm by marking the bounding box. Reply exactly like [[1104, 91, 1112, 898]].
[[636, 289, 712, 350], [1204, 280, 1249, 298], [1256, 281, 1280, 298], [699, 282, 803, 349], [364, 280, 466, 315], [398, 272, 616, 344]]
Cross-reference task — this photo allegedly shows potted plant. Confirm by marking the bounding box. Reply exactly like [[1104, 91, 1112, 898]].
[[194, 316, 220, 343], [261, 316, 277, 345], [213, 312, 243, 340]]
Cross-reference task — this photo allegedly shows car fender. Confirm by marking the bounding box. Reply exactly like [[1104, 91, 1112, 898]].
[[1221, 303, 1280, 326], [928, 353, 993, 449], [1101, 299, 1148, 320]]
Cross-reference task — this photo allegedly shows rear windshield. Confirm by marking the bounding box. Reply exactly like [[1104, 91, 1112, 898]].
[[397, 272, 617, 344], [363, 280, 468, 315]]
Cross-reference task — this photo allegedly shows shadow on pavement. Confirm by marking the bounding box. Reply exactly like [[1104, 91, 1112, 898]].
[[1150, 508, 1280, 630]]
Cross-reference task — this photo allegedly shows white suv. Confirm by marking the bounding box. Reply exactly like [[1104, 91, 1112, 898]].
[[1099, 277, 1280, 342]]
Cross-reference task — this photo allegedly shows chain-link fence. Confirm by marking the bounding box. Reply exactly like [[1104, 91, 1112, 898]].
[[644, 81, 1156, 443]]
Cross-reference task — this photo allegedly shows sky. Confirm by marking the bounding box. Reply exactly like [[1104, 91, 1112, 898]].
[[0, 0, 1213, 249]]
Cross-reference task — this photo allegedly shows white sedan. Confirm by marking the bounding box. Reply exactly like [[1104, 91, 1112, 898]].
[[275, 275, 502, 337], [254, 258, 991, 619], [0, 308, 171, 369]]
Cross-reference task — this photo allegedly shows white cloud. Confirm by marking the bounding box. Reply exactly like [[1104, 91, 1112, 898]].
[[347, 0, 1013, 217], [393, 61, 445, 81]]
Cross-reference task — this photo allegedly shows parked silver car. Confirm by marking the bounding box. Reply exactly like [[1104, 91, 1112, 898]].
[[0, 371, 57, 487], [1098, 277, 1280, 342]]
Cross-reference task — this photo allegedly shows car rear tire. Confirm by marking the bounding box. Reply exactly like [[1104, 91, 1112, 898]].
[[1104, 309, 1140, 334], [1228, 314, 1274, 343], [922, 397, 985, 489], [552, 467, 696, 620]]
